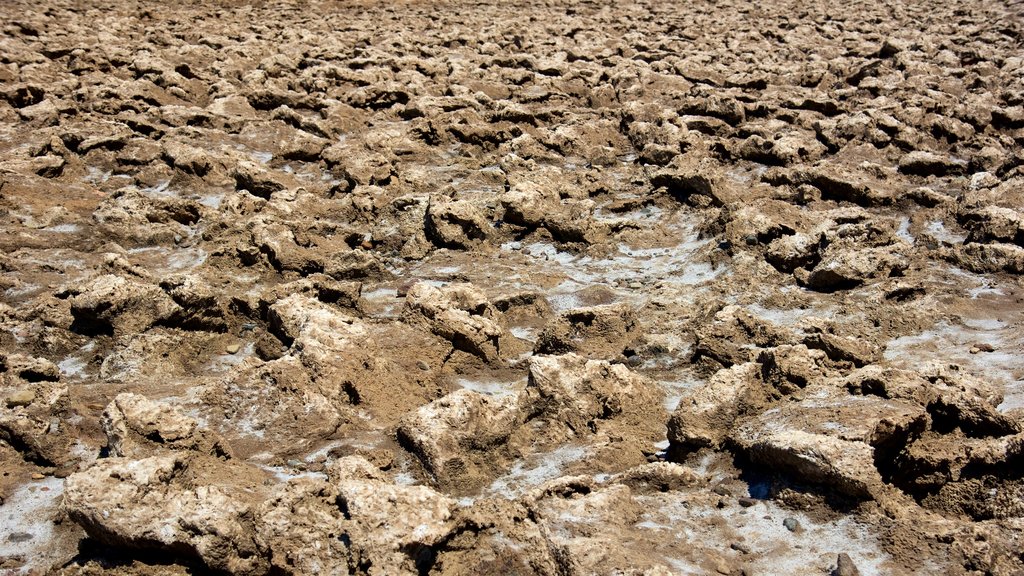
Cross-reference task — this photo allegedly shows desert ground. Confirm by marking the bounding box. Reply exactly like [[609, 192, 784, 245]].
[[1, 0, 1023, 574]]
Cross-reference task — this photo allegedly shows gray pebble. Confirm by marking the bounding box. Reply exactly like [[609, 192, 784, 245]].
[[783, 517, 801, 532], [7, 531, 33, 543]]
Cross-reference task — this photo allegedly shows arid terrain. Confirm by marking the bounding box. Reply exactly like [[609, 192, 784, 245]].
[[1, 0, 1023, 574]]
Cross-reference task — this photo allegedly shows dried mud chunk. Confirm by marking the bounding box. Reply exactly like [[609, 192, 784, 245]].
[[101, 393, 230, 458], [424, 198, 493, 249], [649, 155, 730, 207], [67, 274, 180, 336], [692, 305, 796, 368], [0, 381, 70, 466], [203, 356, 343, 451], [534, 302, 639, 359], [612, 462, 699, 492], [959, 206, 1024, 247], [161, 140, 211, 176], [528, 353, 663, 442], [757, 344, 833, 393], [397, 389, 528, 489], [667, 363, 769, 453], [232, 159, 285, 199], [63, 453, 268, 574], [499, 182, 605, 244], [736, 132, 825, 166], [92, 189, 202, 244], [731, 395, 927, 498], [327, 456, 457, 574], [321, 145, 394, 186], [892, 431, 1024, 498], [799, 246, 908, 292], [766, 232, 821, 273], [802, 332, 880, 367], [250, 223, 321, 274], [2, 354, 60, 383], [529, 483, 651, 574], [404, 282, 506, 363], [789, 165, 893, 207], [432, 498, 560, 575], [256, 477, 348, 574], [898, 151, 967, 177], [946, 242, 1024, 274], [160, 274, 231, 332]]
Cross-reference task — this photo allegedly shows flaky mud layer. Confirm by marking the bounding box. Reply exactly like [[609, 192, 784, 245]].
[[1, 0, 1024, 574]]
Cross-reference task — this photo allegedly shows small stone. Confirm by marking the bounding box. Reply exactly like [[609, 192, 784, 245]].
[[360, 241, 373, 250], [225, 343, 241, 354], [286, 459, 306, 469], [417, 360, 430, 371], [712, 485, 731, 496], [629, 282, 643, 289], [5, 389, 35, 408], [53, 466, 76, 478], [731, 542, 751, 554], [974, 342, 995, 353], [783, 517, 801, 532], [509, 241, 522, 251], [834, 553, 862, 576], [31, 473, 46, 480], [969, 346, 980, 354], [738, 497, 757, 507], [7, 532, 33, 543]]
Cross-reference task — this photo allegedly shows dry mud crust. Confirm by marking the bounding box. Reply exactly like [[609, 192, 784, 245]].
[[2, 0, 1024, 574]]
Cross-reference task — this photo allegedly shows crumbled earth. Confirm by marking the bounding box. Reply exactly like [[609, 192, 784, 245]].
[[1, 0, 1024, 574]]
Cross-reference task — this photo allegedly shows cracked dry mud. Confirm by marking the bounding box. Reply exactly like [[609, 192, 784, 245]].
[[1, 0, 1023, 574]]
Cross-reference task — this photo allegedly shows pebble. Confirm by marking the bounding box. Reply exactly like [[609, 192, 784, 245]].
[[783, 517, 801, 532], [835, 553, 862, 576], [7, 532, 33, 543], [730, 542, 751, 554], [226, 343, 241, 354], [31, 472, 46, 480], [628, 281, 643, 289], [417, 360, 430, 371], [5, 389, 36, 408], [509, 241, 522, 251], [712, 485, 731, 496], [738, 497, 757, 507]]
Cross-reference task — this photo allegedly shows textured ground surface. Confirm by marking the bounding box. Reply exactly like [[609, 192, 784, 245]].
[[1, 0, 1024, 574]]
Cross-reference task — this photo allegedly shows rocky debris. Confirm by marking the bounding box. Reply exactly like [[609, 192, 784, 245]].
[[64, 274, 180, 336], [834, 553, 862, 576], [527, 353, 663, 444], [730, 394, 928, 498], [798, 245, 909, 291], [404, 282, 506, 363], [534, 302, 639, 359], [948, 242, 1024, 274], [63, 453, 269, 574], [499, 181, 607, 244], [668, 363, 769, 453], [397, 389, 528, 490], [898, 151, 966, 177], [3, 0, 1024, 573], [692, 305, 796, 369], [101, 393, 230, 458], [327, 456, 458, 573], [960, 206, 1024, 247], [424, 198, 493, 249]]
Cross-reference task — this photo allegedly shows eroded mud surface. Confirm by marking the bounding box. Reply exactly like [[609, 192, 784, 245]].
[[1, 0, 1024, 574]]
